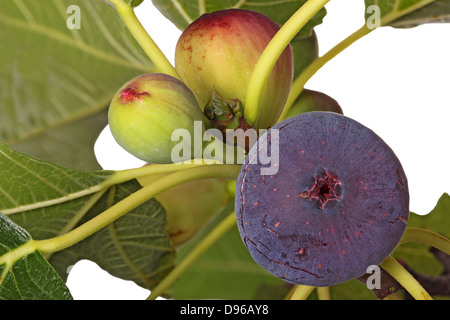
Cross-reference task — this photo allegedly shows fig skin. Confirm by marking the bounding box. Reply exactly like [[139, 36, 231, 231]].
[[291, 31, 319, 79], [108, 73, 204, 164], [138, 173, 228, 247], [175, 9, 294, 130], [235, 112, 409, 287], [285, 89, 344, 118]]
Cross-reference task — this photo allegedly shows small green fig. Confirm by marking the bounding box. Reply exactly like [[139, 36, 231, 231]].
[[285, 89, 344, 119], [175, 9, 294, 130], [137, 172, 228, 247], [108, 73, 204, 164]]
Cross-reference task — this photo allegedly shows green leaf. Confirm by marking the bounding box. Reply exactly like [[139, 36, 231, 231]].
[[0, 142, 112, 219], [170, 204, 289, 300], [408, 193, 450, 237], [394, 193, 450, 275], [365, 0, 450, 28], [0, 0, 154, 170], [11, 109, 109, 173], [152, 0, 326, 36], [0, 213, 72, 300], [49, 181, 176, 290], [329, 279, 376, 300], [0, 142, 175, 291]]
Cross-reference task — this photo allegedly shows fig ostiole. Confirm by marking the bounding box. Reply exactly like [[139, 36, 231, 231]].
[[108, 73, 205, 164], [235, 112, 409, 287], [175, 9, 294, 130], [137, 171, 229, 247]]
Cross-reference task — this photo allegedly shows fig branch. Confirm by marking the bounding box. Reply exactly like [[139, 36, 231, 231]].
[[108, 0, 180, 79], [380, 255, 433, 300], [400, 227, 450, 255], [29, 164, 241, 258], [316, 286, 331, 300], [280, 25, 371, 120], [244, 0, 330, 126], [279, 0, 439, 120], [289, 285, 315, 300]]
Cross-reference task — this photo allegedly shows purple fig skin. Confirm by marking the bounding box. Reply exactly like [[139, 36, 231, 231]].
[[235, 112, 409, 287], [175, 9, 294, 130]]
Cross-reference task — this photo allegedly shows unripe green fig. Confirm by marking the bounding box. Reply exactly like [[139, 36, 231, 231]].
[[175, 9, 294, 130], [285, 89, 344, 119], [291, 31, 319, 79], [137, 172, 228, 247], [108, 73, 204, 164]]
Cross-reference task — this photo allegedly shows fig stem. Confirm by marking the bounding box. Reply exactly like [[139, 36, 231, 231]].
[[316, 286, 331, 300], [109, 160, 218, 186], [244, 0, 330, 126], [32, 164, 241, 257], [108, 0, 181, 80], [400, 227, 450, 255], [279, 25, 371, 121], [147, 211, 237, 300], [380, 255, 433, 300], [290, 285, 315, 300], [279, 0, 437, 121]]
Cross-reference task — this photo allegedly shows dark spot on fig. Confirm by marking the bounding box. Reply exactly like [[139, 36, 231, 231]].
[[235, 112, 409, 287]]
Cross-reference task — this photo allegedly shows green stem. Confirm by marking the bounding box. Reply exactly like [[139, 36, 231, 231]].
[[279, 0, 438, 121], [108, 0, 180, 79], [108, 160, 215, 186], [279, 25, 371, 121], [290, 285, 315, 300], [34, 164, 240, 255], [244, 0, 331, 126], [380, 255, 432, 300], [400, 227, 450, 255], [147, 211, 237, 300], [316, 286, 331, 300]]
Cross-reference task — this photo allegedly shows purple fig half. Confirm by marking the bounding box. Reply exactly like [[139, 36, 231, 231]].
[[235, 112, 409, 287]]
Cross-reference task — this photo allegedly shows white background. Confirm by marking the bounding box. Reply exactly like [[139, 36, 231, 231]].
[[67, 0, 450, 299]]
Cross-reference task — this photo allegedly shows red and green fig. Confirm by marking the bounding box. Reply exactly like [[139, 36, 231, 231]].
[[175, 9, 294, 130], [138, 173, 228, 247], [108, 73, 204, 164], [285, 89, 344, 119]]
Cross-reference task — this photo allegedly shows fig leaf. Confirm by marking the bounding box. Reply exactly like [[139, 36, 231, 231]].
[[152, 0, 326, 37], [0, 142, 175, 291], [0, 213, 73, 300], [0, 0, 154, 170], [365, 0, 450, 28], [394, 193, 450, 276]]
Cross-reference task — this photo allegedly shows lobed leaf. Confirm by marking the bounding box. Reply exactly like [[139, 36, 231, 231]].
[[0, 213, 72, 300], [0, 142, 175, 292]]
